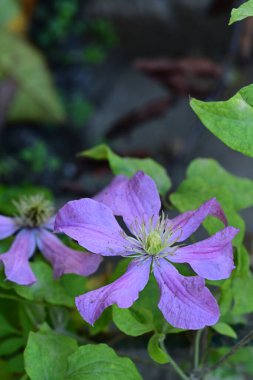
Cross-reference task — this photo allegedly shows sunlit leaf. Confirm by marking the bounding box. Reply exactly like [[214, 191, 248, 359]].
[[229, 0, 253, 25], [80, 144, 171, 196], [24, 324, 78, 380], [190, 85, 253, 157], [213, 322, 237, 339], [0, 29, 65, 123], [65, 344, 142, 380]]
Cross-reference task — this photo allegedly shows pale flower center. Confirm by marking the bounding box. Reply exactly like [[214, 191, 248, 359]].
[[13, 194, 54, 228], [145, 230, 163, 255], [125, 212, 180, 258]]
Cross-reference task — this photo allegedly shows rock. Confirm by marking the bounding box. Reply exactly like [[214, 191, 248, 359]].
[[86, 67, 169, 144]]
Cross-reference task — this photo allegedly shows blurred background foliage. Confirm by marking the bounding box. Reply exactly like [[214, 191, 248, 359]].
[[1, 1, 253, 379]]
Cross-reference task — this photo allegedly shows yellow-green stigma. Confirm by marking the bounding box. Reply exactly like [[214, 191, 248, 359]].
[[13, 194, 54, 228], [145, 231, 163, 255]]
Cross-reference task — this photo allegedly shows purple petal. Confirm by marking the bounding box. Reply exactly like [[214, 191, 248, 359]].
[[153, 259, 219, 329], [42, 215, 56, 231], [75, 258, 151, 325], [95, 171, 161, 228], [0, 229, 36, 285], [37, 229, 102, 278], [0, 216, 19, 239], [169, 198, 227, 243], [55, 198, 129, 256], [168, 227, 239, 280]]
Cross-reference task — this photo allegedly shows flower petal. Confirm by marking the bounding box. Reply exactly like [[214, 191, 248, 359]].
[[168, 227, 239, 280], [95, 171, 161, 228], [0, 216, 19, 239], [42, 215, 56, 231], [75, 258, 151, 325], [169, 198, 227, 243], [37, 229, 102, 278], [0, 229, 36, 285], [55, 198, 129, 256], [153, 259, 219, 329]]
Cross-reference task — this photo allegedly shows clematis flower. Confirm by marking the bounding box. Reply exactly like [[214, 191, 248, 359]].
[[55, 172, 238, 330], [0, 195, 102, 286]]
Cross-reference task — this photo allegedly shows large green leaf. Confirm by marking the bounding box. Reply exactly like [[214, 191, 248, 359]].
[[190, 85, 253, 157], [170, 176, 245, 247], [24, 324, 78, 380], [0, 29, 65, 123], [187, 159, 253, 211], [65, 344, 142, 380], [80, 144, 171, 196], [229, 0, 253, 25]]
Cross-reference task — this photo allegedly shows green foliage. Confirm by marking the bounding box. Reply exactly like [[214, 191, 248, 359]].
[[207, 347, 253, 379], [0, 0, 20, 28], [24, 324, 78, 380], [81, 144, 171, 196], [113, 305, 154, 337], [65, 344, 142, 380], [190, 84, 253, 157], [186, 158, 253, 211], [0, 29, 65, 122], [13, 261, 75, 307], [212, 322, 237, 339], [229, 0, 253, 24], [170, 159, 253, 321], [147, 334, 170, 364], [0, 337, 25, 356], [0, 314, 20, 338]]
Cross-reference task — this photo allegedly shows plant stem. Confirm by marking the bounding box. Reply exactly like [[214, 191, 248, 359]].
[[194, 329, 203, 370], [160, 339, 190, 380], [209, 328, 253, 372]]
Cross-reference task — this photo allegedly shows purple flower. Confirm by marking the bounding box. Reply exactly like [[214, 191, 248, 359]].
[[0, 195, 102, 286], [55, 172, 239, 330]]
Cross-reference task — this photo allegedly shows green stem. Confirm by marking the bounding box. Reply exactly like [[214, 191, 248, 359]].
[[160, 339, 190, 380], [194, 329, 203, 370]]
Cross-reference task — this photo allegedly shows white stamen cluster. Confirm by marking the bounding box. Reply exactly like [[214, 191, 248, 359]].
[[13, 194, 54, 228], [124, 212, 180, 259]]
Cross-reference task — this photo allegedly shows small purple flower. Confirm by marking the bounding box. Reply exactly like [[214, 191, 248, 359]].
[[0, 195, 102, 286], [55, 172, 238, 330]]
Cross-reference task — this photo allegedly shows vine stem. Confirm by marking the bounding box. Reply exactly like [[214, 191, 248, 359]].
[[208, 328, 253, 373], [160, 339, 190, 380], [194, 329, 203, 370]]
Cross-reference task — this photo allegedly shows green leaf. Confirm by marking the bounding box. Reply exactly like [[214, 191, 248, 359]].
[[112, 305, 153, 337], [231, 273, 253, 315], [0, 29, 65, 123], [229, 0, 253, 25], [0, 0, 20, 28], [80, 144, 171, 196], [0, 314, 19, 337], [0, 337, 24, 356], [170, 176, 245, 247], [24, 324, 78, 380], [147, 334, 170, 364], [186, 159, 253, 211], [14, 261, 74, 307], [65, 343, 142, 380], [212, 322, 237, 339], [190, 85, 253, 157]]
